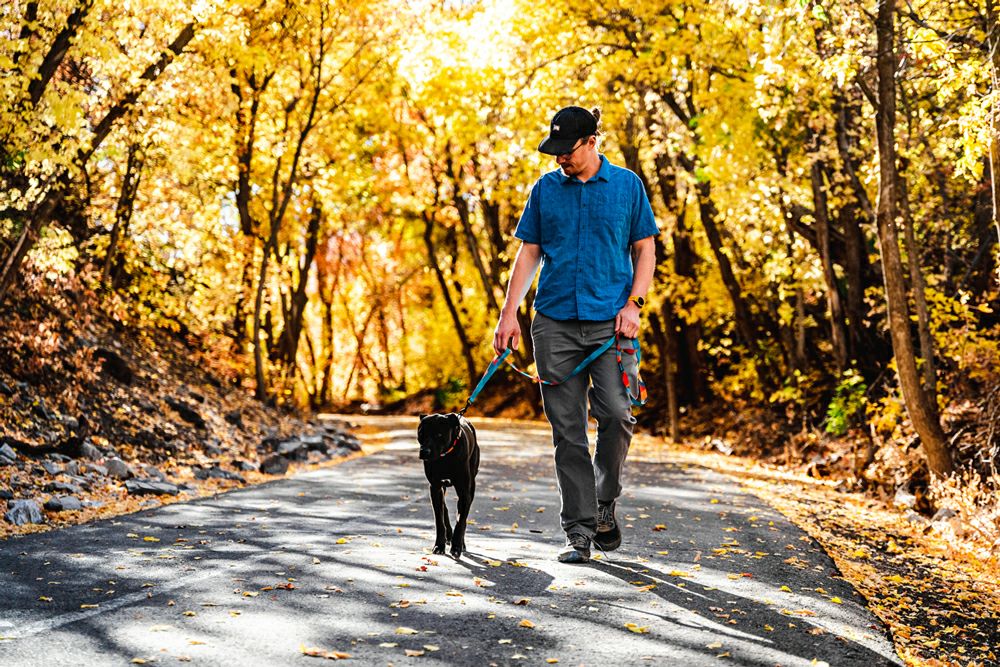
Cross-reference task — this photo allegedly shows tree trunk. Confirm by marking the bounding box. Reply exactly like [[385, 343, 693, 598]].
[[279, 202, 322, 366], [810, 159, 849, 371], [102, 144, 143, 287], [874, 0, 952, 475], [898, 173, 937, 395], [423, 212, 477, 388]]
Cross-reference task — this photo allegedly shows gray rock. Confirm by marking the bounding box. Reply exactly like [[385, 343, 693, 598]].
[[143, 465, 167, 481], [0, 489, 13, 500], [64, 460, 80, 476], [44, 481, 83, 495], [80, 440, 102, 461], [61, 416, 80, 431], [277, 440, 307, 460], [44, 496, 83, 512], [5, 499, 43, 525], [204, 442, 222, 456], [105, 457, 133, 480], [301, 434, 326, 449], [0, 443, 18, 461], [0, 381, 13, 396], [194, 466, 245, 483], [260, 455, 289, 475], [125, 479, 180, 496], [85, 463, 108, 476], [64, 474, 92, 490], [932, 507, 957, 523], [42, 461, 62, 475], [904, 510, 929, 525], [235, 460, 258, 472]]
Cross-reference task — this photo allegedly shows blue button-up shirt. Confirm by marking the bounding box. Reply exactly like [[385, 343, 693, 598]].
[[514, 155, 658, 321]]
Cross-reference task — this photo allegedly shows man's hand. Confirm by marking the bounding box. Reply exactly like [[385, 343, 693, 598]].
[[615, 301, 641, 339], [493, 309, 522, 356]]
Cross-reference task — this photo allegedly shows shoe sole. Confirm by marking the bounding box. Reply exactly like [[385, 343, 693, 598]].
[[557, 551, 590, 563]]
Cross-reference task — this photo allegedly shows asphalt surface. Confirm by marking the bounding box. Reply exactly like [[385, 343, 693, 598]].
[[0, 415, 901, 666]]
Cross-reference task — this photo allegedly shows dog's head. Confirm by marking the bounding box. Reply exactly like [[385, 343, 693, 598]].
[[417, 413, 462, 461]]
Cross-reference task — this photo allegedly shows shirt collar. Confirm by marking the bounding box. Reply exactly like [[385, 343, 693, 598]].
[[557, 154, 611, 184]]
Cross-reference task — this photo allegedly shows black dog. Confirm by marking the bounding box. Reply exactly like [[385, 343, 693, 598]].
[[417, 413, 480, 558]]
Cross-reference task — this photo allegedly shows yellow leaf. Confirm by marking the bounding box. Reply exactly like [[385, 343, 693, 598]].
[[519, 619, 535, 628], [336, 538, 348, 545], [81, 604, 99, 609], [405, 649, 425, 657], [38, 596, 52, 602], [624, 623, 649, 634], [546, 660, 559, 664], [423, 645, 439, 651], [830, 597, 842, 604], [131, 660, 147, 665], [780, 585, 792, 592], [395, 627, 419, 634], [143, 536, 160, 542], [707, 642, 723, 649]]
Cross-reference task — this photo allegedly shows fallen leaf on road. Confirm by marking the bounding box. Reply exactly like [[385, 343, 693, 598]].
[[301, 645, 352, 660], [379, 643, 397, 648], [519, 619, 535, 628], [445, 591, 463, 597], [653, 524, 666, 531], [143, 537, 159, 542], [405, 649, 424, 657], [130, 659, 148, 664], [624, 623, 649, 634], [707, 642, 723, 649], [80, 604, 99, 609], [395, 627, 419, 635], [423, 645, 439, 651], [38, 596, 52, 602], [514, 598, 530, 605], [182, 611, 196, 617], [546, 659, 559, 664], [830, 597, 843, 604], [498, 639, 512, 644]]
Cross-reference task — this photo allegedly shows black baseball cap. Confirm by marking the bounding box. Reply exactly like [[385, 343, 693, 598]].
[[538, 106, 598, 155]]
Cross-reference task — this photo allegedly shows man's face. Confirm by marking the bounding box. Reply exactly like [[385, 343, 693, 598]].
[[555, 136, 594, 175]]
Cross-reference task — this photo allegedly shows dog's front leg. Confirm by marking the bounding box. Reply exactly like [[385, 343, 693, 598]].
[[430, 483, 448, 554], [451, 477, 471, 559]]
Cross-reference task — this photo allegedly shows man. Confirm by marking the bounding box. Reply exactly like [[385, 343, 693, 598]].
[[493, 106, 658, 563]]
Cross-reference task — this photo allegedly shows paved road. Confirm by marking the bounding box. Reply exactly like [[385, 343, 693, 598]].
[[0, 415, 900, 666]]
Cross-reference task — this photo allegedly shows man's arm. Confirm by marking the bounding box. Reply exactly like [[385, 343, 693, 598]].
[[615, 236, 656, 338], [493, 242, 542, 355]]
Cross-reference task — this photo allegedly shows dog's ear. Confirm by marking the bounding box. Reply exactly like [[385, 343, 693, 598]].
[[419, 414, 428, 421], [448, 413, 461, 426]]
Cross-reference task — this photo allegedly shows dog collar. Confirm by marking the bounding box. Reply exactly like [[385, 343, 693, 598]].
[[439, 432, 462, 459]]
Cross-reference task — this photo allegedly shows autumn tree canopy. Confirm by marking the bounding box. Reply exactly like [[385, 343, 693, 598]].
[[2, 0, 999, 486]]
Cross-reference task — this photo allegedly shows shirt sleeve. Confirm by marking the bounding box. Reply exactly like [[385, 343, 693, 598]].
[[629, 174, 659, 244], [514, 180, 542, 244]]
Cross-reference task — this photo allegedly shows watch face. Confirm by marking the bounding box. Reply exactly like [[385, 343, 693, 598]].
[[637, 297, 645, 307]]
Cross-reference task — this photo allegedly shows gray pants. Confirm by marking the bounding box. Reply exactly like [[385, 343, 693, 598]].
[[530, 312, 638, 538]]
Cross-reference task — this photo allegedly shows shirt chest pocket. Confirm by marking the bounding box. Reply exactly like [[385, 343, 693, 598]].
[[591, 191, 629, 246]]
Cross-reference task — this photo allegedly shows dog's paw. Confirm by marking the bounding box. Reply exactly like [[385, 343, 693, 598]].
[[450, 543, 464, 559], [433, 544, 446, 555]]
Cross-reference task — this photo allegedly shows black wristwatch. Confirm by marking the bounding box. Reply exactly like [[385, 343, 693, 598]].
[[628, 296, 645, 309]]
